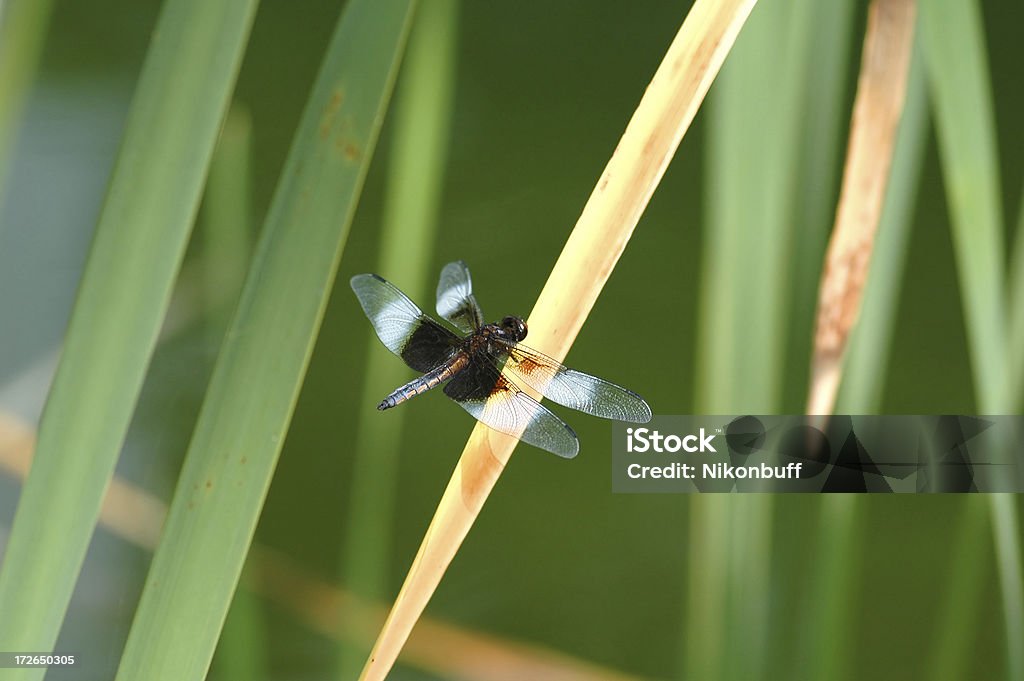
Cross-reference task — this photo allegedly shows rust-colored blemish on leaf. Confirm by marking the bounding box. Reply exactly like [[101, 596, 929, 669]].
[[335, 134, 361, 161], [319, 87, 345, 140], [205, 480, 213, 489], [240, 456, 248, 464]]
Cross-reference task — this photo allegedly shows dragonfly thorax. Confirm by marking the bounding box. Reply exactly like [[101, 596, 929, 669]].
[[466, 316, 527, 356]]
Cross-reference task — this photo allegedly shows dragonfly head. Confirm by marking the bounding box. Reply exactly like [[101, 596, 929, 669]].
[[498, 315, 528, 342]]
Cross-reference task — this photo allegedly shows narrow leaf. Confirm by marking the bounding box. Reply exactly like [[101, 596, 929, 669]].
[[359, 1, 758, 677], [689, 4, 817, 680], [806, 0, 916, 415], [338, 0, 459, 677], [201, 106, 266, 681], [0, 0, 56, 193], [928, 498, 990, 681], [988, 495, 1024, 681], [113, 1, 418, 679], [0, 0, 259, 667], [921, 4, 1022, 679], [696, 0, 816, 413], [920, 0, 1007, 412], [1008, 179, 1024, 411]]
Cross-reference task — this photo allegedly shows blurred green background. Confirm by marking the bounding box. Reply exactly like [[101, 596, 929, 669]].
[[0, 0, 1022, 679]]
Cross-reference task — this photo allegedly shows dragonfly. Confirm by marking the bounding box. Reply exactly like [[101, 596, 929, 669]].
[[350, 261, 651, 458]]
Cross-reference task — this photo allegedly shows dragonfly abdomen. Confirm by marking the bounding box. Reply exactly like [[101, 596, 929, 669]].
[[377, 352, 469, 410]]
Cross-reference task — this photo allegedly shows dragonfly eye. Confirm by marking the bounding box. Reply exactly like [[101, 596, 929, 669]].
[[500, 316, 528, 342]]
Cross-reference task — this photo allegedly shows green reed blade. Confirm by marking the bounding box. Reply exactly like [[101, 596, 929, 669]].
[[200, 105, 266, 681], [689, 4, 815, 681], [921, 3, 1022, 680], [920, 0, 1007, 412], [798, 494, 860, 681], [989, 495, 1024, 681], [202, 105, 254, 326], [697, 0, 815, 413], [0, 0, 258, 672], [682, 495, 732, 680], [1008, 178, 1024, 411], [928, 497, 990, 681], [0, 0, 56, 198], [114, 1, 417, 679], [337, 0, 458, 678], [787, 0, 855, 402]]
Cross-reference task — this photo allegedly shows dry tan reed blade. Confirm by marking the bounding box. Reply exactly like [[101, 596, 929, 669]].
[[358, 1, 758, 678], [807, 0, 916, 416]]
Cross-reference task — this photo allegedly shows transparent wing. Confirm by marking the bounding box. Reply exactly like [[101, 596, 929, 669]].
[[350, 273, 460, 372], [443, 356, 579, 459], [492, 339, 652, 423], [436, 260, 485, 334]]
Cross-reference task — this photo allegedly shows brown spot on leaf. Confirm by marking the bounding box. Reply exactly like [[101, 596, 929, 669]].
[[319, 87, 345, 140], [335, 135, 361, 161]]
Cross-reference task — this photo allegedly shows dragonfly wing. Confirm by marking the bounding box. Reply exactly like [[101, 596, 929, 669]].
[[443, 355, 579, 458], [436, 260, 485, 334], [351, 273, 460, 372], [493, 339, 652, 423]]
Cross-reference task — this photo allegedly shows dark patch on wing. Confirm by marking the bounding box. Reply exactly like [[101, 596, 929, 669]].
[[443, 350, 500, 401], [444, 352, 580, 458], [400, 318, 461, 373], [350, 272, 461, 373]]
